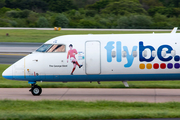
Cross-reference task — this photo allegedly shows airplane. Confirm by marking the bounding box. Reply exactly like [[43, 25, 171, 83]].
[[2, 27, 180, 96]]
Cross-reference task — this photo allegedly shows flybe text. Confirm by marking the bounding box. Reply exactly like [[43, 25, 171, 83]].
[[105, 41, 178, 68]]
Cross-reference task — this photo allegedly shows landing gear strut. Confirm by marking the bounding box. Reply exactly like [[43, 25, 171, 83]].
[[29, 84, 42, 96]]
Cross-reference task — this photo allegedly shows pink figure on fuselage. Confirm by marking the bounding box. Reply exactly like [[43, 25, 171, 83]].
[[67, 49, 77, 59], [67, 44, 82, 75]]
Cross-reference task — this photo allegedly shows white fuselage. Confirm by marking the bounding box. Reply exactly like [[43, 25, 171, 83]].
[[3, 33, 180, 82]]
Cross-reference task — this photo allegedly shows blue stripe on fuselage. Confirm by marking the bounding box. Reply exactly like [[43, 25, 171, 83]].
[[3, 74, 180, 82]]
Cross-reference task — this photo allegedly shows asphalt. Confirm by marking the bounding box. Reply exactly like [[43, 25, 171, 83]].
[[0, 42, 40, 64], [0, 42, 42, 47], [0, 54, 24, 64], [0, 88, 180, 103], [0, 42, 42, 53]]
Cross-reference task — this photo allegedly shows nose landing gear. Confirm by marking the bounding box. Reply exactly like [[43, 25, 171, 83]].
[[29, 84, 42, 96]]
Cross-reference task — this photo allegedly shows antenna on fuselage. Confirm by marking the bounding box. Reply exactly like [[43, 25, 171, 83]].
[[171, 27, 178, 33], [122, 81, 129, 87]]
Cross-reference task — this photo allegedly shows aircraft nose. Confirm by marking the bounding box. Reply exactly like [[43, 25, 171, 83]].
[[2, 65, 13, 80]]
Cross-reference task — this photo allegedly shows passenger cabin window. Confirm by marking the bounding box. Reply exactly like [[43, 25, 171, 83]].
[[142, 50, 147, 57], [111, 51, 116, 58], [47, 45, 65, 53], [161, 50, 166, 57], [171, 50, 176, 57], [122, 51, 127, 57], [36, 44, 65, 53], [152, 50, 156, 57], [133, 51, 137, 57]]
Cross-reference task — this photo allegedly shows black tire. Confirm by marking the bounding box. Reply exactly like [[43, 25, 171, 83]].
[[31, 85, 42, 96]]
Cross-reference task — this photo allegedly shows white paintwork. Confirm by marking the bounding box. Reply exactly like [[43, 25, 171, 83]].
[[171, 27, 178, 33], [2, 28, 180, 84]]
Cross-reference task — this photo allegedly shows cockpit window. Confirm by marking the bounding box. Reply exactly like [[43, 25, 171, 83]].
[[36, 44, 52, 52], [47, 45, 65, 52], [36, 44, 66, 53]]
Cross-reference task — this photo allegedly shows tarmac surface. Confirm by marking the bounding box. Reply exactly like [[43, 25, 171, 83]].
[[1, 88, 180, 102], [0, 42, 42, 53], [0, 42, 41, 64], [0, 54, 24, 64]]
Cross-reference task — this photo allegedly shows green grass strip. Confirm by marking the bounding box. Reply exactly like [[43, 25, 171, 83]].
[[0, 100, 180, 120], [0, 29, 173, 43]]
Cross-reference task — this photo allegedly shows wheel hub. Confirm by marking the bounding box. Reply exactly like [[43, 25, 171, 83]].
[[33, 88, 39, 94]]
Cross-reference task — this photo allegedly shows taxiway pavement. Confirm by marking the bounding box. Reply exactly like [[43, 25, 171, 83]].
[[0, 54, 25, 64], [0, 42, 41, 53], [0, 88, 180, 102], [0, 42, 41, 64]]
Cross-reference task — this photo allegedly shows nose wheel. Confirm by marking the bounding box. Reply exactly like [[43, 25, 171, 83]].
[[29, 84, 42, 96]]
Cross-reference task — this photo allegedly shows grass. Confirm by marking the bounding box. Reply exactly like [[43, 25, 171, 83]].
[[0, 100, 180, 119], [2, 64, 180, 88], [0, 29, 174, 43]]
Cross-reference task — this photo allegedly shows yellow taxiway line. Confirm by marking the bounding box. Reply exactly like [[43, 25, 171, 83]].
[[0, 53, 27, 56]]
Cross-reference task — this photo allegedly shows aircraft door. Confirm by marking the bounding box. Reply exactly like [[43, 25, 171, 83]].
[[85, 41, 101, 74]]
